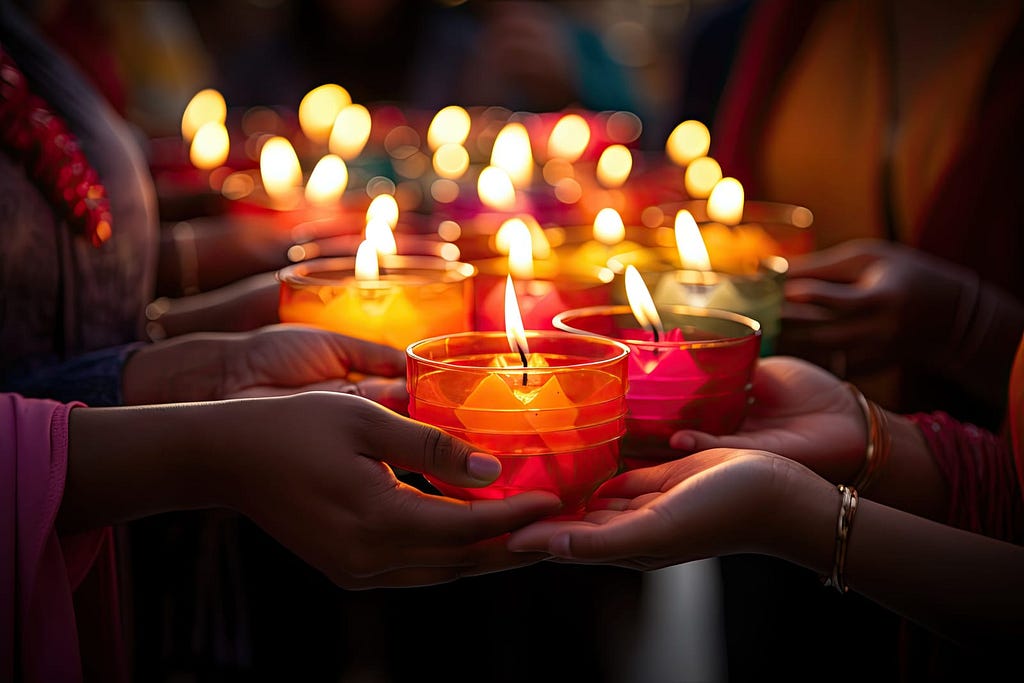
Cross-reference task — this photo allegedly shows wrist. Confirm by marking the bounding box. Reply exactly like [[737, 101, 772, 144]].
[[121, 334, 233, 404], [761, 457, 841, 576]]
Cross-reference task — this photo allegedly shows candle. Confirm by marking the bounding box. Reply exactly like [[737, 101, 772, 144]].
[[406, 325, 630, 514], [277, 249, 475, 350], [553, 266, 761, 467]]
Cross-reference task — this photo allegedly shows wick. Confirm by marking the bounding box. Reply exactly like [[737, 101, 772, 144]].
[[517, 345, 528, 386], [651, 327, 660, 343]]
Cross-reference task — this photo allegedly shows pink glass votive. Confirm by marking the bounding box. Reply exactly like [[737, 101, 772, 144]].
[[552, 304, 761, 467], [406, 331, 630, 514], [472, 267, 614, 332]]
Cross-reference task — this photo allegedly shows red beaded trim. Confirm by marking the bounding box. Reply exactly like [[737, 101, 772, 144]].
[[0, 46, 112, 246]]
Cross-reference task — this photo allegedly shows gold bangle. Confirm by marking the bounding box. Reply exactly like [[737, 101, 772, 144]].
[[844, 382, 891, 492], [822, 484, 858, 594]]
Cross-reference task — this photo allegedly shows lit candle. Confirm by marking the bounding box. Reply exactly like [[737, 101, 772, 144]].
[[490, 121, 534, 190], [329, 103, 372, 160], [181, 88, 227, 144], [706, 177, 745, 225], [298, 83, 351, 146], [665, 119, 711, 168]]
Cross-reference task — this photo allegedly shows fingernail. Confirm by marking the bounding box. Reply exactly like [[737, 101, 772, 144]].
[[467, 453, 501, 481], [550, 532, 572, 558]]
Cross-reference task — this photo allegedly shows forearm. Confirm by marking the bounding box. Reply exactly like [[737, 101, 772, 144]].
[[861, 413, 948, 522], [121, 333, 238, 404]]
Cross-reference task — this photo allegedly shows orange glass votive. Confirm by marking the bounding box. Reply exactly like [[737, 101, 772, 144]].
[[552, 305, 760, 467], [406, 331, 630, 513], [277, 255, 475, 350]]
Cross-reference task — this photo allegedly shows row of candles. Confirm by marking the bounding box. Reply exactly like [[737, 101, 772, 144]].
[[164, 84, 816, 516]]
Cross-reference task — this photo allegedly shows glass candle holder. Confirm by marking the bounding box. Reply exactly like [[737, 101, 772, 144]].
[[552, 304, 760, 467], [277, 255, 475, 350], [406, 331, 630, 514]]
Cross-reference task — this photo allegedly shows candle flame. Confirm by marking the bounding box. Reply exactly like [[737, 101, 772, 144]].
[[354, 239, 380, 281], [304, 154, 348, 205], [365, 193, 399, 228], [259, 136, 303, 204], [593, 207, 626, 246], [707, 177, 745, 225], [547, 113, 591, 162], [505, 219, 535, 280], [427, 105, 472, 150], [477, 165, 517, 210], [181, 88, 226, 142], [298, 84, 351, 145], [674, 210, 712, 270], [490, 122, 534, 189], [432, 143, 470, 179], [684, 156, 723, 199], [329, 103, 372, 160], [624, 265, 664, 339], [666, 120, 710, 167], [596, 144, 632, 188], [365, 218, 397, 255], [504, 274, 531, 361], [495, 215, 550, 259], [189, 121, 230, 170]]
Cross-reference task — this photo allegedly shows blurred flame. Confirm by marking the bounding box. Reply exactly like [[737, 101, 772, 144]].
[[329, 104, 372, 159], [505, 220, 535, 280], [427, 105, 472, 150], [684, 156, 723, 199], [190, 121, 230, 170], [495, 216, 549, 258], [433, 143, 470, 179], [593, 207, 626, 246], [365, 193, 399, 228], [547, 114, 591, 162], [624, 265, 664, 338], [596, 144, 632, 188], [298, 84, 351, 145], [259, 136, 303, 203], [365, 218, 397, 255], [707, 177, 745, 225], [304, 154, 348, 205], [504, 274, 531, 360], [354, 239, 380, 280], [490, 122, 533, 189], [674, 210, 712, 270], [181, 88, 226, 142], [666, 120, 711, 167], [477, 165, 516, 210]]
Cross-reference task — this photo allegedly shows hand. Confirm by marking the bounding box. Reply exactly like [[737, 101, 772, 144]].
[[779, 238, 974, 377], [123, 323, 409, 413], [668, 356, 865, 484], [507, 448, 835, 571]]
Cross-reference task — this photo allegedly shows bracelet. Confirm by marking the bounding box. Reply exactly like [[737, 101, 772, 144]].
[[822, 484, 859, 594], [845, 382, 891, 492]]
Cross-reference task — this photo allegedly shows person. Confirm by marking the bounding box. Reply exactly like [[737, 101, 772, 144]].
[[507, 340, 1024, 668], [2, 388, 562, 682]]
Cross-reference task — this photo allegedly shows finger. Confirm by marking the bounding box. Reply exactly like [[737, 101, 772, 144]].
[[669, 430, 762, 452], [355, 377, 409, 414], [323, 332, 407, 377], [337, 551, 548, 590], [784, 278, 877, 310], [784, 242, 878, 280]]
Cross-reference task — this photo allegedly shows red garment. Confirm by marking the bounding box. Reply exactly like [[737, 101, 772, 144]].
[[0, 394, 126, 682]]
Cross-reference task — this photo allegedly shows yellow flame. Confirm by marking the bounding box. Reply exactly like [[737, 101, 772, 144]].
[[181, 88, 226, 142], [433, 143, 470, 179], [684, 156, 723, 199], [365, 218, 397, 255], [259, 136, 303, 203], [707, 177, 745, 225], [427, 105, 472, 150], [504, 274, 531, 359], [666, 120, 711, 167], [674, 210, 712, 270], [624, 265, 664, 338], [547, 113, 591, 162], [596, 144, 632, 188], [304, 154, 348, 205], [593, 207, 626, 246], [365, 193, 399, 228], [328, 103, 372, 160], [298, 84, 351, 145], [477, 165, 516, 210], [189, 121, 230, 170], [354, 239, 380, 281], [505, 220, 535, 280], [490, 122, 534, 189]]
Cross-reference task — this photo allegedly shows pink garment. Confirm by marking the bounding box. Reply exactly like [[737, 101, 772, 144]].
[[0, 393, 124, 682]]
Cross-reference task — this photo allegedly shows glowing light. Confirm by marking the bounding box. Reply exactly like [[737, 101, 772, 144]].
[[259, 136, 303, 205], [674, 210, 712, 271], [504, 274, 530, 360], [433, 143, 470, 179], [365, 218, 397, 255], [707, 177, 745, 225], [593, 208, 626, 246], [505, 220, 535, 280], [624, 265, 664, 339], [684, 156, 723, 199], [304, 154, 348, 206], [366, 193, 399, 228], [477, 165, 516, 210], [596, 144, 632, 188], [666, 120, 711, 167], [298, 84, 351, 145], [354, 239, 380, 281], [329, 104, 372, 159], [181, 88, 226, 142], [547, 114, 591, 162], [427, 105, 472, 150], [490, 122, 534, 189], [189, 121, 230, 170]]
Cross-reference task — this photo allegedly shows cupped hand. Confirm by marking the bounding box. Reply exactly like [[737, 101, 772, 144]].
[[507, 448, 832, 570], [123, 323, 409, 413], [227, 391, 563, 589], [668, 356, 866, 484]]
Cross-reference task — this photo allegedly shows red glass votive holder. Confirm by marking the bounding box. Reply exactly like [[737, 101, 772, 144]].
[[552, 304, 760, 467], [277, 255, 475, 350], [406, 331, 630, 514]]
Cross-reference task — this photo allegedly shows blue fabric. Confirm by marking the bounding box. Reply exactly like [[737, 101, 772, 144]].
[[2, 342, 144, 406]]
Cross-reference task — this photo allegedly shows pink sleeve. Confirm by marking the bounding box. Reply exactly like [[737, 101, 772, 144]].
[[0, 393, 125, 683]]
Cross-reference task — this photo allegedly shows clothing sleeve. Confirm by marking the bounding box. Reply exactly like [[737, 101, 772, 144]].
[[2, 342, 145, 407]]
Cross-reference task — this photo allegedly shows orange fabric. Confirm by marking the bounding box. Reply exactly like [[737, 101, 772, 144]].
[[1010, 335, 1024, 497]]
